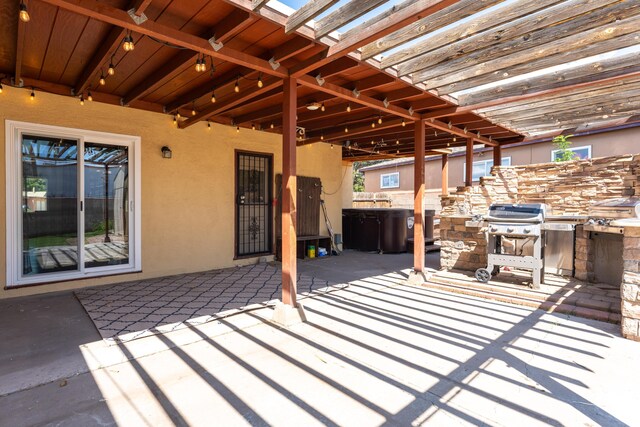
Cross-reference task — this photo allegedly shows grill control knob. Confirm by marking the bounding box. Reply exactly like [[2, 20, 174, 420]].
[[507, 227, 514, 233], [524, 228, 531, 233]]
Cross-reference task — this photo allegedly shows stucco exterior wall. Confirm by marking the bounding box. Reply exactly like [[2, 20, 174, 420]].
[[0, 86, 344, 298], [363, 126, 640, 192]]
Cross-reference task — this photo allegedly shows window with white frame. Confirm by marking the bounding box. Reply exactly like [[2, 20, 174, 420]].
[[551, 145, 591, 161], [463, 157, 512, 182], [380, 172, 400, 189], [5, 121, 141, 287]]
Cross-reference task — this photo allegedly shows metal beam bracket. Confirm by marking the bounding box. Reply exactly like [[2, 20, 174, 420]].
[[269, 57, 281, 70], [408, 106, 414, 116], [208, 36, 224, 52], [127, 8, 148, 25], [383, 97, 390, 108], [352, 88, 360, 98], [315, 73, 325, 86]]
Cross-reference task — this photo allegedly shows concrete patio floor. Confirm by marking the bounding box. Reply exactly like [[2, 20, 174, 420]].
[[1, 251, 639, 426]]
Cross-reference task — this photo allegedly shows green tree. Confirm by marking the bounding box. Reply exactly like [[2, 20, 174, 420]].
[[552, 134, 577, 162], [25, 177, 48, 191], [352, 160, 384, 192]]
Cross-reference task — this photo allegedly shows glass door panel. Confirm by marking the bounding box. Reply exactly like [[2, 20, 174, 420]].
[[84, 142, 129, 268], [21, 135, 79, 276]]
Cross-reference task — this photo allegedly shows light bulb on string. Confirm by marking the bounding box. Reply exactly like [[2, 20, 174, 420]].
[[173, 115, 177, 125], [320, 134, 324, 140], [176, 111, 181, 119], [30, 88, 35, 100], [401, 119, 406, 127], [191, 109, 196, 116], [346, 104, 351, 113], [252, 123, 256, 130], [344, 126, 348, 133], [236, 125, 240, 133], [207, 121, 211, 130], [234, 77, 240, 93], [87, 90, 93, 102], [378, 116, 382, 125], [79, 95, 84, 106], [108, 60, 115, 76], [321, 103, 325, 112], [122, 32, 135, 51], [371, 122, 375, 128], [99, 73, 106, 86], [257, 74, 263, 88], [0, 83, 4, 94], [270, 123, 274, 129], [19, 2, 30, 22]]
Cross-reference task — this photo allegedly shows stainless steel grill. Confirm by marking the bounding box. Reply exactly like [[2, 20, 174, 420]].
[[476, 203, 547, 288], [586, 197, 640, 233]]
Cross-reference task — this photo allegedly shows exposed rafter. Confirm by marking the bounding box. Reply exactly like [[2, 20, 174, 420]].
[[39, 0, 289, 77], [131, 0, 152, 16], [314, 0, 387, 39], [285, 0, 340, 34]]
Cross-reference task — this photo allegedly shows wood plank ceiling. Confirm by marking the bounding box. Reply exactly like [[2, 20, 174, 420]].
[[2, 0, 638, 161]]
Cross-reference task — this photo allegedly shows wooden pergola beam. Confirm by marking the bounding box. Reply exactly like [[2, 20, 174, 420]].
[[285, 0, 340, 34], [314, 0, 387, 39], [457, 55, 640, 106], [425, 118, 496, 146], [14, 3, 26, 87], [360, 0, 504, 60], [121, 9, 255, 106], [306, 117, 406, 143], [251, 0, 270, 10], [179, 77, 283, 128], [290, 0, 459, 77], [131, 0, 152, 16], [407, 2, 640, 82], [382, 0, 563, 70], [40, 0, 289, 78], [472, 74, 640, 114], [297, 75, 417, 121]]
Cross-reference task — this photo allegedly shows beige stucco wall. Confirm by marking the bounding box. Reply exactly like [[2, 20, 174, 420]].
[[0, 86, 344, 298], [364, 126, 640, 192]]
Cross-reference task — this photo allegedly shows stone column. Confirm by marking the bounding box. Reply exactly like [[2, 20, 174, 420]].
[[621, 225, 640, 341]]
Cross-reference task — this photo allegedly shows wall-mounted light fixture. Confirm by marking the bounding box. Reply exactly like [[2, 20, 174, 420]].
[[161, 146, 172, 159]]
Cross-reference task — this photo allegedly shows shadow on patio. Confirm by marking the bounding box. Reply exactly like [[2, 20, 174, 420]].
[[74, 269, 636, 426]]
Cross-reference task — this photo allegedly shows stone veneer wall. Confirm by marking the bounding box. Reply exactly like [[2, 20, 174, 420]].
[[440, 154, 640, 271], [439, 154, 640, 340]]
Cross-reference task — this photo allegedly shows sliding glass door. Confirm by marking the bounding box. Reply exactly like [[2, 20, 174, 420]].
[[7, 121, 141, 287]]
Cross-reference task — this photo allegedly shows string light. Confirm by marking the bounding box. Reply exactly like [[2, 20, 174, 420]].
[[79, 95, 84, 105], [173, 115, 177, 125], [371, 140, 374, 145], [87, 90, 93, 102], [236, 125, 240, 133], [257, 74, 263, 88], [252, 123, 256, 130], [378, 116, 382, 125], [453, 136, 457, 142], [191, 108, 196, 116], [270, 123, 274, 129], [107, 57, 115, 76], [210, 89, 216, 103], [99, 73, 106, 86], [320, 134, 324, 140], [176, 112, 181, 119], [122, 32, 135, 51], [396, 140, 400, 145], [234, 76, 240, 93], [0, 83, 3, 94], [401, 119, 406, 127], [321, 102, 325, 112], [371, 122, 375, 128], [19, 1, 30, 22], [330, 144, 333, 149], [195, 55, 206, 72], [207, 121, 211, 130], [344, 126, 348, 133], [346, 104, 351, 113], [30, 87, 35, 100]]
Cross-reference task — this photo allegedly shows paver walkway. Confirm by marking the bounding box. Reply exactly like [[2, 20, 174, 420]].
[[76, 263, 336, 342]]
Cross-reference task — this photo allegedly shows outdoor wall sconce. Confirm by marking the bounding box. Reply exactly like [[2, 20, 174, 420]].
[[161, 146, 172, 159]]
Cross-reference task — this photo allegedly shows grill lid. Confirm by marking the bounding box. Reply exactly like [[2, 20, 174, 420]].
[[588, 197, 640, 219], [486, 203, 547, 222]]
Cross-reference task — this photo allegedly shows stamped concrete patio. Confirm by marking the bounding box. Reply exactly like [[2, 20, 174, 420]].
[[1, 251, 639, 426]]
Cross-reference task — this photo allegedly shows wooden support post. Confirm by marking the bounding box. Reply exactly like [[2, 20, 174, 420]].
[[441, 154, 449, 196], [493, 144, 502, 168], [414, 119, 426, 273], [282, 77, 297, 307], [465, 138, 474, 187]]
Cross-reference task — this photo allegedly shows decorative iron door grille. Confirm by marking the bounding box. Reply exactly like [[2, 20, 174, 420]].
[[236, 152, 272, 257]]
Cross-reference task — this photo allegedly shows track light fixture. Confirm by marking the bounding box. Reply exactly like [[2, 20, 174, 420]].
[[19, 1, 30, 22]]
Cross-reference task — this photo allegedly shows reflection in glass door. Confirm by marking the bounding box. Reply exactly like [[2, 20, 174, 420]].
[[84, 143, 129, 268], [21, 135, 79, 276]]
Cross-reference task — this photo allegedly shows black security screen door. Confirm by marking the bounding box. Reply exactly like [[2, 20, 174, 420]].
[[236, 152, 272, 257]]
